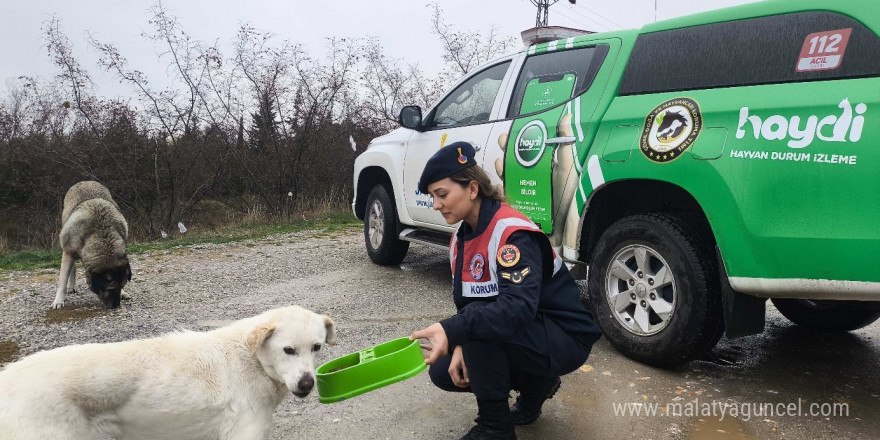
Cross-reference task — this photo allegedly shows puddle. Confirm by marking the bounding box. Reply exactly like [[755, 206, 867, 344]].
[[45, 305, 109, 323], [697, 351, 741, 367], [561, 393, 599, 409], [0, 340, 20, 364], [687, 415, 758, 440], [25, 272, 60, 283]]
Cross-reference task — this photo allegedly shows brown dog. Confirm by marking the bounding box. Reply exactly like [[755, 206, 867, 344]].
[[52, 181, 131, 309]]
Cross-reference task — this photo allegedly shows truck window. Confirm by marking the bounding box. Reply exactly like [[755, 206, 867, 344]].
[[619, 11, 880, 95], [507, 45, 609, 119], [427, 61, 511, 129]]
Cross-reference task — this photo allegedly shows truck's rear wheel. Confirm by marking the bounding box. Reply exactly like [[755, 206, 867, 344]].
[[771, 298, 880, 332], [364, 185, 409, 265], [588, 213, 723, 367]]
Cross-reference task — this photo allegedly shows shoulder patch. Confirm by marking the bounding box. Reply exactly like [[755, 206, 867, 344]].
[[497, 244, 521, 268], [500, 267, 531, 284]]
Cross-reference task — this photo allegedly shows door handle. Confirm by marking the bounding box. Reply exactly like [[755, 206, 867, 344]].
[[545, 136, 576, 145]]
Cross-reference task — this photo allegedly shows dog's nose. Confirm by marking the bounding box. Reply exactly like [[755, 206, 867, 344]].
[[298, 375, 314, 392], [104, 294, 121, 309]]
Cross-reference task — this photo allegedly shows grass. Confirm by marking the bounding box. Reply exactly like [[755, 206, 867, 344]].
[[0, 211, 361, 272]]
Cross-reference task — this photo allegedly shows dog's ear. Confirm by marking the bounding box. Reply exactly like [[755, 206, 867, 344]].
[[323, 316, 337, 345], [247, 323, 276, 353]]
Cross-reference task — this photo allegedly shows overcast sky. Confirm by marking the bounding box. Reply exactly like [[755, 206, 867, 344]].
[[1, 0, 759, 99]]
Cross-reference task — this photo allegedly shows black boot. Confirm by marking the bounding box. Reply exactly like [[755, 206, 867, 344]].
[[509, 375, 561, 425], [460, 399, 516, 440]]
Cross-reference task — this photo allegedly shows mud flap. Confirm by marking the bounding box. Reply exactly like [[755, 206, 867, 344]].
[[717, 247, 766, 338]]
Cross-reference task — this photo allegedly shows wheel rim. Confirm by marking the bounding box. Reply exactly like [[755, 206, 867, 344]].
[[367, 198, 385, 249], [604, 244, 676, 336]]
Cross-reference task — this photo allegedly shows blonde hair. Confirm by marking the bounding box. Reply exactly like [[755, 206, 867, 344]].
[[449, 166, 505, 202]]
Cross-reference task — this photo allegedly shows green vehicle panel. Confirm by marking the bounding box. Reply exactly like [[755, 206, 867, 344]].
[[500, 0, 880, 364], [358, 0, 880, 366], [530, 0, 880, 288], [593, 80, 880, 283]]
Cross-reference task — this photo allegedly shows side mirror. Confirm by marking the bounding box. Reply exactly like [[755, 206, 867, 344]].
[[398, 105, 423, 131]]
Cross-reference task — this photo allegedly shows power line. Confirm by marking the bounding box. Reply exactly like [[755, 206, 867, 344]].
[[574, 3, 625, 29], [563, 5, 616, 31], [553, 8, 609, 31], [574, 2, 626, 29]]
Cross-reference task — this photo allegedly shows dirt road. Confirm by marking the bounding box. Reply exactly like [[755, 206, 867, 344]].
[[1, 226, 878, 439]]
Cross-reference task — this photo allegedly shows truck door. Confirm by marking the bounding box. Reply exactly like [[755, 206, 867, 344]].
[[403, 59, 517, 226], [502, 44, 612, 234]]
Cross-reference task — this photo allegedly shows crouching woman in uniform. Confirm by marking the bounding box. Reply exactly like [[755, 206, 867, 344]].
[[410, 141, 602, 440]]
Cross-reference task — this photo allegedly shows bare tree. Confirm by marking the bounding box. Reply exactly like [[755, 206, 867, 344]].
[[428, 2, 516, 85], [44, 17, 101, 137], [0, 0, 521, 251], [88, 3, 226, 235], [283, 38, 360, 210], [358, 38, 446, 132], [358, 4, 516, 130]]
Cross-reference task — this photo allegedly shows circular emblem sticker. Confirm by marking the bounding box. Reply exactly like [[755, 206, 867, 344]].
[[640, 98, 702, 163], [470, 254, 485, 280], [496, 244, 521, 268], [513, 120, 548, 167]]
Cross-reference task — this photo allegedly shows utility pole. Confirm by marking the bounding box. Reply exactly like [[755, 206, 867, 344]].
[[531, 0, 577, 27], [531, 0, 558, 27], [521, 0, 590, 46]]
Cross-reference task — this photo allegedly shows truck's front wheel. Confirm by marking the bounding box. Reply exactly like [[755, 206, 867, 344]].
[[364, 185, 409, 265], [771, 299, 880, 332], [588, 213, 723, 367]]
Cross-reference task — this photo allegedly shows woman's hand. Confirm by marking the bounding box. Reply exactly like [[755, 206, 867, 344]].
[[449, 345, 469, 388], [410, 323, 449, 365]]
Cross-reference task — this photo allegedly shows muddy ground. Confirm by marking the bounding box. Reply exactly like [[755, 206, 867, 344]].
[[1, 227, 878, 439]]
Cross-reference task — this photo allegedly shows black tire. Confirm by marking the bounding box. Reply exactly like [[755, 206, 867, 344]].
[[588, 213, 723, 368], [771, 298, 880, 332], [363, 185, 409, 265]]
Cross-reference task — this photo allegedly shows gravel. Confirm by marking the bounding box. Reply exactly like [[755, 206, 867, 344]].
[[5, 226, 875, 440], [0, 226, 484, 439]]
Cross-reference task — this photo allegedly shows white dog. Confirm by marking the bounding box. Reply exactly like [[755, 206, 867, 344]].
[[0, 305, 336, 440]]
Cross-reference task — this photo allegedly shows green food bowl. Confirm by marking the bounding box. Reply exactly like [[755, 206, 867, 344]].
[[316, 337, 427, 404]]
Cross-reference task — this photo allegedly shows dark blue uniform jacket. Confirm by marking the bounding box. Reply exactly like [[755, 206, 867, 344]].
[[440, 198, 602, 373]]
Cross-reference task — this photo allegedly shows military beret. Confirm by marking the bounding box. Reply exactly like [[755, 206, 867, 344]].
[[418, 141, 477, 193]]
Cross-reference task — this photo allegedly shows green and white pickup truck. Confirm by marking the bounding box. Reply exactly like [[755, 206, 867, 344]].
[[352, 0, 880, 366]]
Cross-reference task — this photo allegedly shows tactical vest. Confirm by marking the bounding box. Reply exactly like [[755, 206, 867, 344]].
[[450, 203, 563, 298]]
